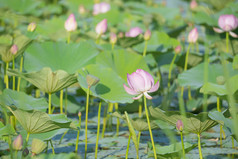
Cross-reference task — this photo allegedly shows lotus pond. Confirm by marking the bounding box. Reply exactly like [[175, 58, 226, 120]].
[[0, 0, 238, 158]]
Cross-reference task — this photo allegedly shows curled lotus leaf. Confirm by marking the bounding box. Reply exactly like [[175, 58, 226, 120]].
[[7, 67, 78, 93]]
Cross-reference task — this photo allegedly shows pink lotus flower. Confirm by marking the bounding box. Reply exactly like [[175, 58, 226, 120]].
[[188, 28, 198, 43], [125, 27, 143, 38], [95, 19, 107, 35], [123, 69, 159, 100], [144, 29, 151, 41], [12, 134, 23, 150], [27, 22, 36, 32], [213, 14, 238, 38], [10, 44, 18, 55], [64, 14, 77, 32], [110, 32, 117, 44], [93, 2, 110, 15], [190, 0, 198, 10], [176, 120, 184, 131]]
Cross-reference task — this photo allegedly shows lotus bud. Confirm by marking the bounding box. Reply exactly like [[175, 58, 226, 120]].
[[144, 29, 151, 41], [86, 74, 100, 88], [125, 27, 143, 38], [216, 76, 225, 85], [188, 27, 198, 43], [64, 14, 77, 32], [174, 45, 182, 54], [22, 148, 29, 157], [78, 111, 82, 117], [190, 0, 198, 10], [78, 5, 86, 15], [12, 134, 23, 150], [10, 44, 18, 55], [95, 19, 107, 35], [27, 22, 36, 32], [110, 33, 117, 44], [31, 138, 47, 155], [176, 120, 184, 132]]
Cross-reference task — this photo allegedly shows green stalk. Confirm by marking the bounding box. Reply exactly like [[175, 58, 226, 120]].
[[35, 89, 40, 98], [58, 130, 68, 144], [111, 43, 115, 51], [188, 87, 192, 100], [138, 131, 141, 146], [138, 104, 142, 118], [168, 53, 177, 88], [143, 40, 148, 57], [96, 34, 101, 44], [95, 101, 102, 158], [197, 133, 203, 159], [125, 133, 131, 159], [217, 97, 223, 147], [49, 140, 55, 154], [12, 55, 15, 90], [65, 89, 68, 116], [60, 90, 64, 114], [115, 103, 120, 136], [102, 104, 108, 138], [75, 114, 81, 153], [25, 132, 30, 147], [144, 95, 157, 159], [180, 131, 186, 159], [84, 87, 90, 159], [8, 136, 13, 159], [48, 93, 52, 114], [226, 32, 229, 53], [5, 62, 9, 89], [17, 55, 24, 91], [67, 32, 71, 44]]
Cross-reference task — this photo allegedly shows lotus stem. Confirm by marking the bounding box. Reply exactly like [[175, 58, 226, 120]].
[[197, 133, 203, 159], [65, 89, 68, 116], [102, 104, 108, 138], [48, 93, 52, 114], [49, 140, 55, 154], [5, 62, 9, 89], [96, 34, 101, 44], [232, 136, 234, 148], [12, 55, 15, 90], [143, 40, 148, 57], [75, 114, 81, 153], [58, 130, 68, 144], [17, 55, 24, 91], [25, 132, 30, 148], [138, 103, 142, 118], [196, 42, 199, 53], [67, 32, 71, 44], [180, 131, 186, 159], [114, 103, 120, 136], [8, 135, 13, 159], [184, 44, 191, 71], [108, 103, 113, 131], [84, 87, 90, 159], [144, 95, 157, 159], [217, 97, 223, 147], [95, 101, 102, 158], [138, 131, 141, 147], [168, 53, 177, 88], [188, 87, 192, 100], [125, 133, 131, 159], [60, 90, 64, 114], [226, 32, 229, 53], [35, 89, 40, 98], [112, 43, 115, 51]]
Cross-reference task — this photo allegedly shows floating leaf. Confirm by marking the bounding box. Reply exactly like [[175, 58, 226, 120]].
[[7, 67, 78, 93], [0, 89, 47, 111], [148, 142, 197, 158], [148, 106, 218, 134], [6, 106, 77, 134]]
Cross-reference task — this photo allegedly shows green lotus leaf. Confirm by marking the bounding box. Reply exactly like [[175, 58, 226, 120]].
[[178, 62, 238, 89], [0, 89, 47, 111], [124, 111, 139, 157], [96, 49, 152, 81], [6, 106, 77, 134], [0, 122, 16, 136], [0, 33, 32, 62], [7, 67, 78, 93], [24, 41, 99, 74], [78, 64, 134, 104], [148, 142, 198, 158], [112, 111, 158, 131], [148, 106, 218, 134], [133, 31, 180, 53], [233, 55, 238, 69]]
